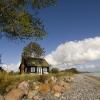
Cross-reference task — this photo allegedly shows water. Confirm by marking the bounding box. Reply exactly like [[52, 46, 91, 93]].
[[87, 72, 100, 77]]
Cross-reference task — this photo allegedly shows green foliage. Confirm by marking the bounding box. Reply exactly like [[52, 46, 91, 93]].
[[0, 0, 57, 40], [50, 67, 59, 73], [65, 68, 79, 74], [32, 0, 57, 9], [22, 42, 45, 58]]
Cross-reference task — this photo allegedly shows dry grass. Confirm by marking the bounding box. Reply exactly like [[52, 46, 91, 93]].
[[0, 72, 39, 95], [0, 72, 19, 94], [49, 71, 76, 78], [0, 70, 76, 95]]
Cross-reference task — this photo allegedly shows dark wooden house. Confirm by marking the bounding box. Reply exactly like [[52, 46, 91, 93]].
[[0, 67, 4, 72], [19, 57, 49, 74]]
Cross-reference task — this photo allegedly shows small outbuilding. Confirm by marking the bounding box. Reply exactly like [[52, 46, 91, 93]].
[[19, 57, 49, 74]]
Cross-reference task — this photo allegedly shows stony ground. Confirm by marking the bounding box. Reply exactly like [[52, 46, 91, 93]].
[[1, 74, 100, 100], [59, 75, 100, 100], [39, 74, 100, 100], [60, 74, 100, 100]]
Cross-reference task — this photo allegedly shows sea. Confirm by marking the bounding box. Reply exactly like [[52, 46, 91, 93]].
[[86, 72, 100, 77]]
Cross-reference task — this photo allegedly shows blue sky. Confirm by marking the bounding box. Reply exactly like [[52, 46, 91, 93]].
[[0, 0, 100, 71]]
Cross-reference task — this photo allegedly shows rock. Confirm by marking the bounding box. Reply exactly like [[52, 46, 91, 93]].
[[58, 80, 71, 91], [38, 83, 50, 94], [50, 76, 57, 83], [33, 82, 37, 85], [46, 76, 57, 89], [4, 81, 29, 100], [0, 94, 4, 100], [4, 88, 25, 100], [52, 84, 61, 92], [34, 85, 39, 90], [18, 81, 29, 95], [51, 84, 62, 97], [64, 76, 74, 83], [28, 90, 38, 99], [54, 92, 61, 97], [32, 95, 40, 100], [46, 76, 57, 84]]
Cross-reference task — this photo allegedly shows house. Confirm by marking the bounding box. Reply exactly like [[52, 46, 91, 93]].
[[19, 57, 49, 74], [0, 67, 4, 72]]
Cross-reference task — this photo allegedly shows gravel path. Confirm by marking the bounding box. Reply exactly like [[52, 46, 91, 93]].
[[59, 74, 100, 100], [40, 74, 100, 100]]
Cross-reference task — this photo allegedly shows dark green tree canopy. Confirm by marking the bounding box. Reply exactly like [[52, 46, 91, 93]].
[[0, 0, 56, 40], [22, 42, 45, 58]]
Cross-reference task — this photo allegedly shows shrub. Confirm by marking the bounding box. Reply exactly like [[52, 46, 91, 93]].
[[65, 68, 79, 74], [50, 68, 59, 74]]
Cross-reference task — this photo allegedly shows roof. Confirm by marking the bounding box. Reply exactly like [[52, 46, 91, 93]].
[[21, 57, 49, 67]]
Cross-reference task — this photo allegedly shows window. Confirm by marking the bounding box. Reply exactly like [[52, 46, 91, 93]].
[[43, 68, 47, 72], [31, 67, 35, 72], [25, 68, 27, 72]]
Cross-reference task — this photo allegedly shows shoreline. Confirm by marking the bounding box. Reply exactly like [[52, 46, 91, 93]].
[[86, 75, 100, 82], [83, 72, 100, 82]]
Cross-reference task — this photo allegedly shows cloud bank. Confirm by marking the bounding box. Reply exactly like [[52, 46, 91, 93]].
[[2, 62, 20, 72], [45, 37, 100, 71]]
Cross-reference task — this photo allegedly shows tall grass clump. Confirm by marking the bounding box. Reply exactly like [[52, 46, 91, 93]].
[[0, 72, 39, 95], [0, 72, 20, 94]]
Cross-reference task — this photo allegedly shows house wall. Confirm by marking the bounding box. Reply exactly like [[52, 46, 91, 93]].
[[22, 66, 49, 74], [20, 64, 25, 74]]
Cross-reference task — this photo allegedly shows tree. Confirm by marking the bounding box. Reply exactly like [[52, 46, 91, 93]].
[[22, 42, 45, 58], [0, 0, 57, 40], [50, 67, 59, 73]]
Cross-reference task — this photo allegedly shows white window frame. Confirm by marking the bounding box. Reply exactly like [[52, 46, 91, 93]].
[[43, 68, 47, 72], [31, 67, 35, 72]]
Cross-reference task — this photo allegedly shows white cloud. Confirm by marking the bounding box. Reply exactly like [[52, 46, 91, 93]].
[[2, 62, 20, 72], [45, 37, 100, 71]]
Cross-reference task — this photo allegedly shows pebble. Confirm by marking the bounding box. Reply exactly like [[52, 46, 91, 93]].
[[38, 74, 100, 100], [0, 94, 4, 100], [10, 74, 100, 100]]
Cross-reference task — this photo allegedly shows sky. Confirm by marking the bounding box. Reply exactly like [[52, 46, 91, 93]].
[[0, 0, 100, 72]]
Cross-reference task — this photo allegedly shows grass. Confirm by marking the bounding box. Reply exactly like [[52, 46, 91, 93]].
[[0, 72, 18, 95], [49, 71, 76, 78], [0, 72, 39, 95], [0, 70, 77, 95]]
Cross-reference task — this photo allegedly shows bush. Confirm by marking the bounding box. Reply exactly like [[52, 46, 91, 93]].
[[65, 68, 79, 74], [50, 68, 59, 74]]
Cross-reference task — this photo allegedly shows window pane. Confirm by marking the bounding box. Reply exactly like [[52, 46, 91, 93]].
[[43, 68, 47, 72], [31, 67, 35, 72]]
